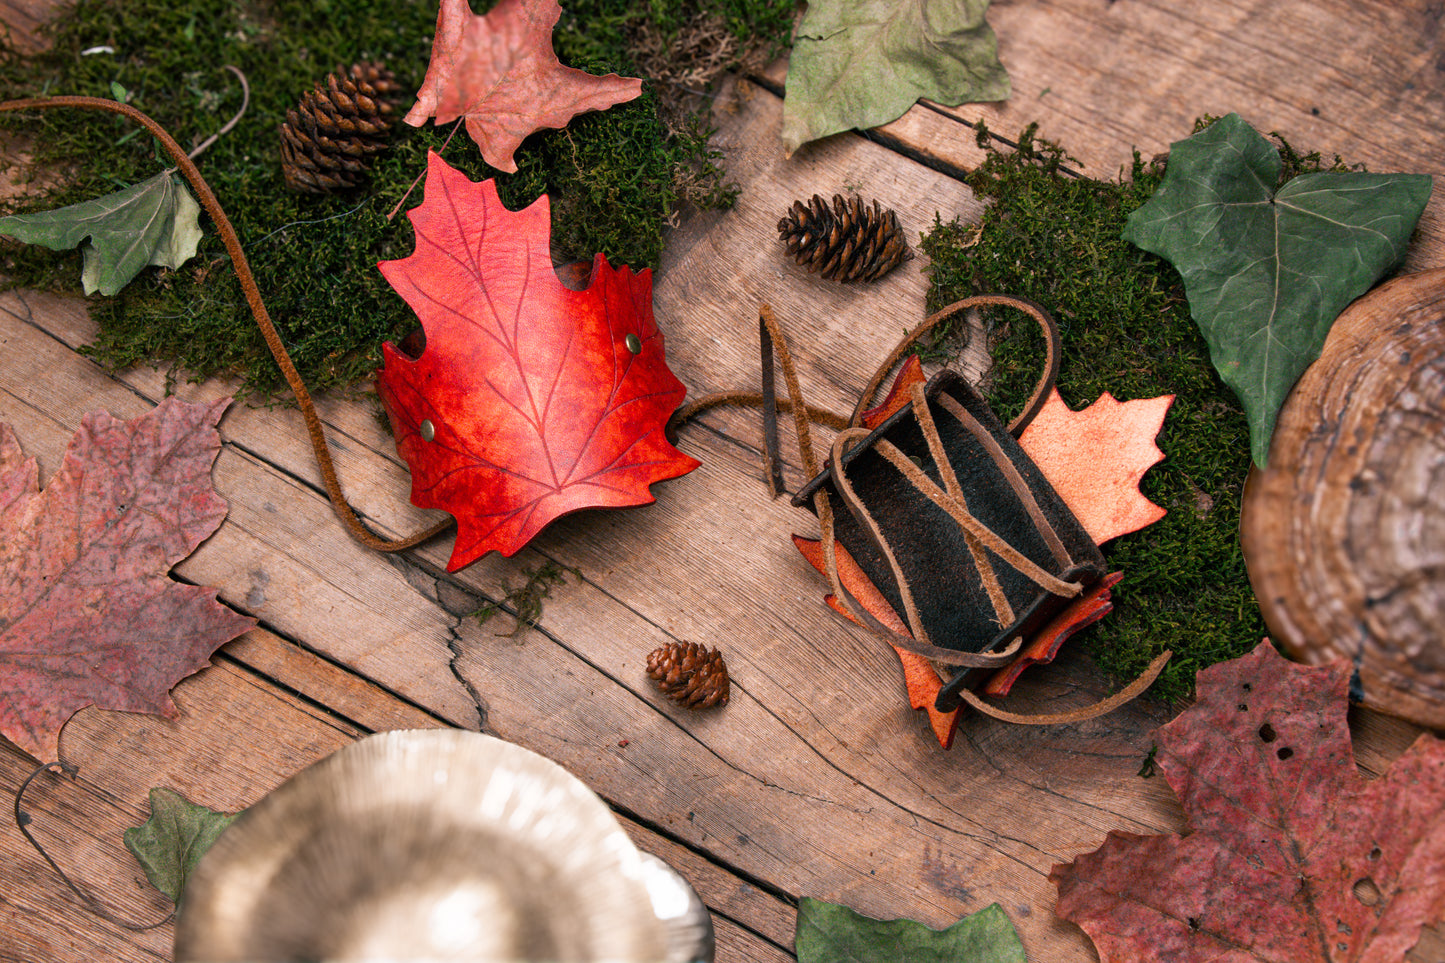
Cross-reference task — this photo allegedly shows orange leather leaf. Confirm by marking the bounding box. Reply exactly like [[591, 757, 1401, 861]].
[[982, 571, 1123, 696], [377, 152, 698, 571], [1018, 387, 1172, 544], [793, 534, 960, 749], [403, 0, 643, 172]]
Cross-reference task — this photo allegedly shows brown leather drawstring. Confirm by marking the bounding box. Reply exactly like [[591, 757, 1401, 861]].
[[851, 294, 1061, 434]]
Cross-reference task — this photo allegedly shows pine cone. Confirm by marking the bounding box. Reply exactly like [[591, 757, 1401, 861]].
[[777, 193, 912, 283], [279, 62, 401, 193], [646, 642, 730, 709]]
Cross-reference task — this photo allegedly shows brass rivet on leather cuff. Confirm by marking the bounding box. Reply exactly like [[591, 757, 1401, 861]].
[[625, 333, 642, 354], [908, 455, 924, 469], [420, 419, 436, 442]]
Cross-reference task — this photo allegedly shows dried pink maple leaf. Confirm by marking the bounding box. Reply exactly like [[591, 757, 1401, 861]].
[[1051, 640, 1445, 962], [404, 0, 643, 172], [0, 398, 254, 761]]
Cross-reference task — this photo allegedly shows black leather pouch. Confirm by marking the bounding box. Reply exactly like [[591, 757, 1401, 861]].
[[793, 369, 1105, 711]]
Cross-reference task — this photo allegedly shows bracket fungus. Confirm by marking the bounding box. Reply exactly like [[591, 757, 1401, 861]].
[[1242, 268, 1445, 728], [175, 730, 713, 962]]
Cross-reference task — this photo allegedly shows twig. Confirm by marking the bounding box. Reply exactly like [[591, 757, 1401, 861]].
[[250, 199, 369, 248], [387, 117, 462, 220], [186, 65, 249, 162]]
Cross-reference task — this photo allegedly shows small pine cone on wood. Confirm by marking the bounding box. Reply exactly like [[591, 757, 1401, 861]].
[[777, 193, 912, 283], [279, 62, 401, 194], [646, 642, 730, 709]]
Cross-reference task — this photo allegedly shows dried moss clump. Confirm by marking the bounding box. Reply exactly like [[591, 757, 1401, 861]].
[[0, 0, 795, 397], [920, 122, 1318, 703]]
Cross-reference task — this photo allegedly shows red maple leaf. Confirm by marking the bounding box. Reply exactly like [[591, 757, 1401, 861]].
[[403, 0, 643, 172], [1051, 640, 1445, 962], [0, 398, 254, 762], [377, 151, 699, 571]]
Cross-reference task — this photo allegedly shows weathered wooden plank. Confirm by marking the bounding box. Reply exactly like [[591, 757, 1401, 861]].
[[2, 246, 1178, 962], [0, 0, 53, 52], [4, 0, 1445, 960], [711, 916, 794, 963], [219, 628, 447, 734]]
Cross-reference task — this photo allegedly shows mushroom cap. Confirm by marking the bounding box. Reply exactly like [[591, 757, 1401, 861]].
[[174, 729, 712, 962], [1242, 267, 1445, 728]]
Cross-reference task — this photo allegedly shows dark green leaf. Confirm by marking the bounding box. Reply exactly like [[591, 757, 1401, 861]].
[[781, 0, 1009, 155], [0, 171, 203, 296], [122, 787, 237, 904], [1122, 113, 1431, 466], [795, 896, 1028, 963]]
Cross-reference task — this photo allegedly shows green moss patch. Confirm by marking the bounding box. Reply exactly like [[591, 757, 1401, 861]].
[[918, 122, 1348, 703], [0, 0, 794, 396]]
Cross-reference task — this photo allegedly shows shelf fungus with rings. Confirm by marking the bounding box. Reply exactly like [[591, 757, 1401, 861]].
[[174, 730, 714, 962], [1241, 268, 1445, 729]]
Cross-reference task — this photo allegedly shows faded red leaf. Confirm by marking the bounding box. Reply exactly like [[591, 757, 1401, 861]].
[[403, 0, 643, 172], [1018, 388, 1172, 545], [0, 398, 254, 762], [1051, 640, 1445, 962], [377, 151, 698, 571]]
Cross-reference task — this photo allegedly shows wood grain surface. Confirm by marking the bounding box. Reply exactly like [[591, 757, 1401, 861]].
[[3, 1, 1444, 961]]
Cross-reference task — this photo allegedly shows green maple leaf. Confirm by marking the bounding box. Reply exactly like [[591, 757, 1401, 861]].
[[781, 0, 1009, 156], [795, 896, 1028, 962], [123, 787, 238, 904], [0, 170, 203, 297], [1122, 113, 1431, 466]]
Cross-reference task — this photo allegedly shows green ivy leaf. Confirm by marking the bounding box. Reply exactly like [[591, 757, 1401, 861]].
[[122, 787, 238, 904], [1122, 113, 1431, 466], [795, 896, 1028, 962], [781, 0, 1009, 156], [0, 170, 203, 297]]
